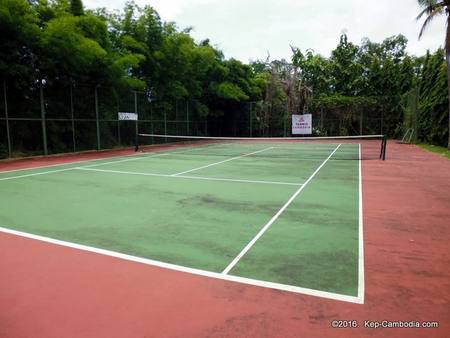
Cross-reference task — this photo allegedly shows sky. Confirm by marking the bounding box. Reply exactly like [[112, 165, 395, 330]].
[[84, 0, 446, 63]]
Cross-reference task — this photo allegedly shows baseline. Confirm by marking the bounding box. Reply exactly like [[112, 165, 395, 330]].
[[0, 226, 362, 304]]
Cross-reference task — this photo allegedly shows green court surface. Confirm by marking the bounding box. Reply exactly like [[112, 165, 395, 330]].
[[0, 141, 362, 300]]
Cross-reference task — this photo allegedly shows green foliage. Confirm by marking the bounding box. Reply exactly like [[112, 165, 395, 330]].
[[417, 49, 449, 145], [42, 16, 107, 74], [292, 48, 330, 95], [0, 0, 40, 80], [0, 0, 447, 146], [78, 15, 109, 48], [416, 0, 450, 148], [214, 82, 249, 101], [314, 94, 376, 109], [330, 35, 362, 96], [70, 0, 84, 16], [291, 34, 415, 136]]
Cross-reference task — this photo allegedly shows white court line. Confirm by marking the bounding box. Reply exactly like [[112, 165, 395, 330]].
[[221, 144, 342, 275], [77, 167, 171, 177], [0, 141, 234, 175], [0, 144, 232, 182], [0, 226, 362, 304], [75, 144, 235, 170], [358, 144, 365, 303], [0, 151, 146, 175], [80, 151, 177, 168], [0, 154, 163, 182], [178, 175, 302, 186], [171, 147, 274, 176], [0, 167, 76, 182], [76, 167, 302, 186]]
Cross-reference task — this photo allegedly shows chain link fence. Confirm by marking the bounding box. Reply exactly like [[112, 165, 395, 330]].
[[0, 78, 397, 159], [310, 109, 386, 137], [0, 79, 208, 159], [231, 100, 388, 138]]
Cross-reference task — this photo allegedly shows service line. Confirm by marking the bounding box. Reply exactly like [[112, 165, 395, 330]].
[[76, 167, 302, 186], [171, 147, 274, 176]]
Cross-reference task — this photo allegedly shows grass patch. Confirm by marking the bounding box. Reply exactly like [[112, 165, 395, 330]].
[[417, 143, 450, 159]]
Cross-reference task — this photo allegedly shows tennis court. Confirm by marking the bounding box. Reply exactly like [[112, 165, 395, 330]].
[[0, 136, 384, 303]]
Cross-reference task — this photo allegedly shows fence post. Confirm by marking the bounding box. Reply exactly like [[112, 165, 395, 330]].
[[284, 100, 289, 137], [134, 91, 138, 144], [115, 91, 120, 146], [186, 100, 190, 135], [94, 85, 101, 150], [249, 102, 253, 137], [320, 108, 324, 130], [359, 111, 363, 135], [150, 106, 154, 144], [380, 110, 384, 136], [39, 80, 48, 155], [164, 112, 167, 142], [175, 99, 178, 135], [70, 81, 76, 152], [287, 112, 290, 136], [413, 87, 419, 143], [3, 80, 12, 157]]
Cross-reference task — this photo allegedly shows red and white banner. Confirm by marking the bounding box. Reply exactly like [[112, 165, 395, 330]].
[[292, 114, 312, 135]]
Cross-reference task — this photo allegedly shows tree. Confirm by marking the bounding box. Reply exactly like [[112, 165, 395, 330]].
[[417, 50, 448, 145], [70, 0, 84, 16], [291, 48, 330, 95], [329, 34, 362, 96], [0, 0, 41, 82], [417, 0, 450, 148]]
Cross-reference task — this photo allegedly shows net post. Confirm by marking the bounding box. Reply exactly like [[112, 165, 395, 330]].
[[379, 135, 384, 159], [380, 135, 387, 160], [134, 132, 139, 152]]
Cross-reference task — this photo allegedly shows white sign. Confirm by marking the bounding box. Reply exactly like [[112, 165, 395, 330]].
[[118, 112, 138, 121], [292, 114, 312, 135]]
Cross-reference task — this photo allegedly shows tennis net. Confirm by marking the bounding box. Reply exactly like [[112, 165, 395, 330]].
[[136, 134, 387, 161]]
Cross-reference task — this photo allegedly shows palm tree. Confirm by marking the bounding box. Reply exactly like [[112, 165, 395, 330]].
[[417, 0, 450, 148]]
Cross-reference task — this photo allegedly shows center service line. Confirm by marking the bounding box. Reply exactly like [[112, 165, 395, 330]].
[[221, 143, 342, 275]]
